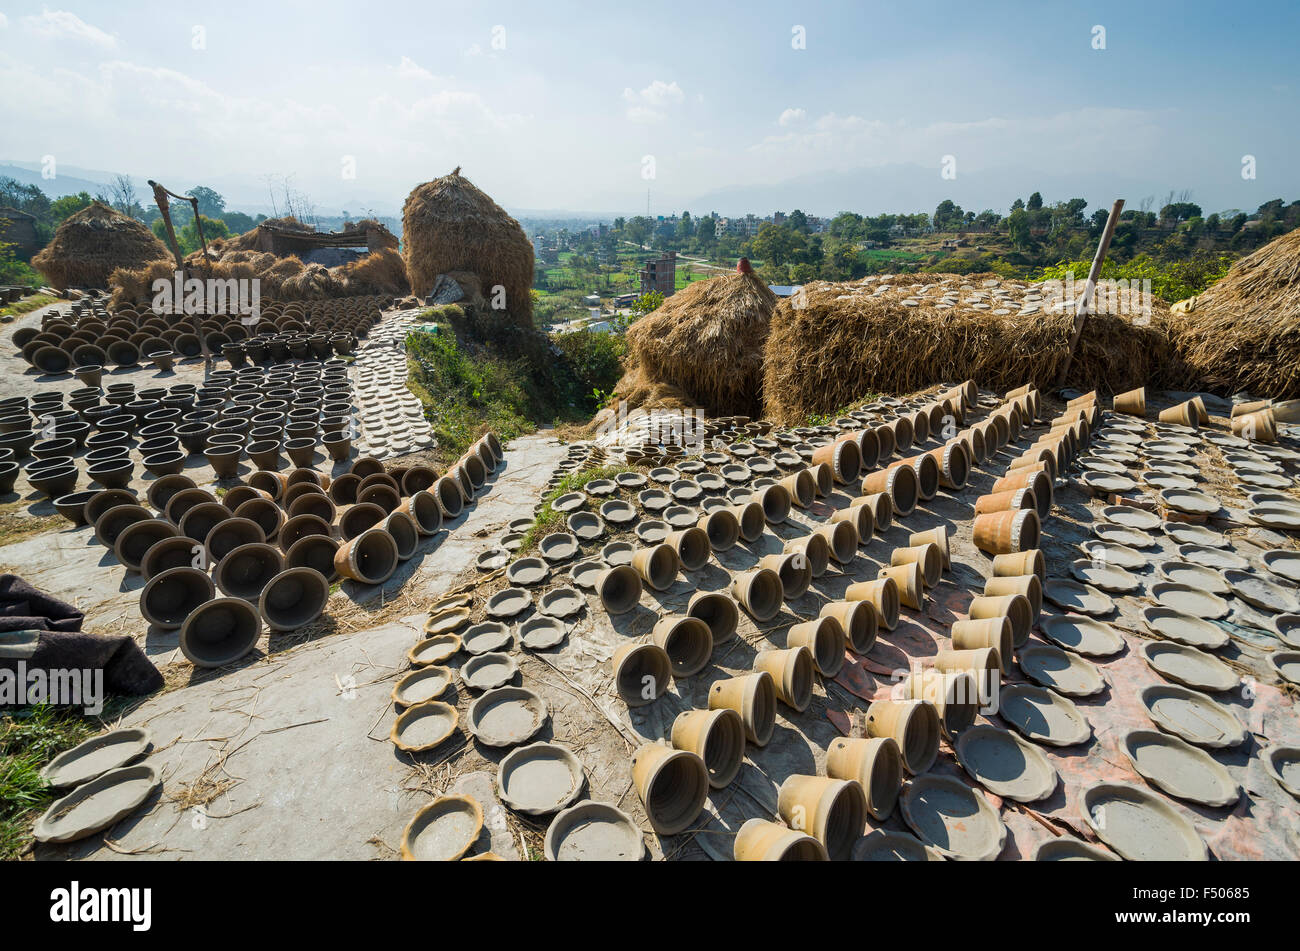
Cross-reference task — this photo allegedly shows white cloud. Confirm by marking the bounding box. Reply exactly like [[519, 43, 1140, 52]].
[[21, 9, 116, 48], [622, 80, 684, 121], [0, 13, 8, 28], [464, 43, 483, 57], [778, 107, 806, 126]]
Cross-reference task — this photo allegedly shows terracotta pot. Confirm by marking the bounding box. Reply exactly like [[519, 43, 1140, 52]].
[[258, 566, 329, 632], [983, 573, 1042, 617], [113, 518, 180, 572], [883, 415, 913, 453], [686, 590, 739, 644], [992, 549, 1045, 583], [752, 484, 791, 524], [671, 708, 745, 789], [333, 528, 398, 585], [952, 617, 1013, 671], [776, 774, 867, 861], [861, 464, 917, 517], [1008, 447, 1056, 482], [866, 699, 939, 774], [819, 599, 877, 654], [787, 616, 844, 676], [594, 564, 641, 615], [851, 491, 892, 531], [384, 511, 420, 561], [814, 521, 857, 565], [612, 643, 671, 706], [968, 593, 1033, 649], [179, 596, 262, 667], [285, 533, 340, 582], [730, 567, 783, 621], [204, 516, 266, 564], [778, 470, 815, 508], [632, 542, 679, 591], [233, 497, 285, 542], [1230, 398, 1272, 418], [432, 475, 465, 517], [339, 501, 387, 541], [972, 508, 1040, 555], [398, 490, 443, 536], [1231, 408, 1277, 443], [873, 423, 896, 460], [729, 501, 765, 543], [1113, 387, 1146, 417], [908, 526, 950, 570], [844, 428, 881, 470], [928, 440, 969, 490], [890, 453, 938, 501], [811, 438, 861, 484], [830, 501, 873, 542], [753, 646, 814, 712], [891, 543, 941, 588], [696, 508, 740, 553], [140, 566, 214, 631], [990, 467, 1052, 520], [806, 463, 833, 498], [733, 818, 826, 861], [845, 577, 900, 631], [899, 669, 979, 736], [878, 562, 924, 610], [93, 503, 152, 549], [974, 487, 1036, 517], [934, 648, 1001, 704], [651, 616, 713, 677], [708, 671, 776, 746], [760, 551, 812, 599]]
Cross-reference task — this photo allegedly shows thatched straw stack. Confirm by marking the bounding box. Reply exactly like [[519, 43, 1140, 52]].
[[401, 169, 533, 325], [615, 271, 777, 417], [33, 201, 171, 290], [763, 274, 1178, 424], [1169, 227, 1300, 397], [334, 247, 409, 296]]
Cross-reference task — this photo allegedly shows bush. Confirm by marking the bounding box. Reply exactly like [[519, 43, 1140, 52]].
[[551, 329, 626, 411]]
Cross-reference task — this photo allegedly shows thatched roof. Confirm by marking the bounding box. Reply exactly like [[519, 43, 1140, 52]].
[[617, 271, 777, 417], [1170, 227, 1300, 397], [762, 273, 1179, 424], [401, 169, 533, 326], [32, 201, 170, 290]]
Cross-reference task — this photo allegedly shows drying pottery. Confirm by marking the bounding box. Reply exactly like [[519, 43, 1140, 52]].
[[632, 543, 678, 591], [754, 646, 814, 711], [1016, 643, 1106, 697], [776, 774, 867, 861], [460, 652, 519, 691], [1078, 540, 1147, 571], [1269, 651, 1300, 685], [1092, 522, 1156, 549], [537, 586, 584, 620], [507, 557, 548, 586], [1159, 488, 1219, 516], [408, 634, 461, 667], [497, 742, 586, 816], [851, 829, 944, 862], [1140, 640, 1237, 692], [461, 621, 512, 654], [708, 671, 776, 746], [544, 802, 643, 862], [40, 728, 151, 789], [466, 686, 548, 746], [826, 736, 902, 820], [954, 724, 1058, 803], [731, 567, 783, 620], [671, 708, 745, 789], [1151, 581, 1230, 620], [998, 683, 1092, 746], [538, 532, 579, 563], [1177, 544, 1249, 571], [1158, 561, 1231, 595], [390, 700, 459, 753], [1223, 569, 1300, 614], [1043, 579, 1115, 617], [1039, 614, 1125, 657], [611, 642, 671, 706], [399, 795, 483, 861], [1139, 606, 1229, 650], [1079, 782, 1207, 861], [32, 764, 161, 844], [1262, 550, 1300, 584], [1140, 684, 1246, 748], [900, 774, 1007, 862], [519, 615, 569, 650], [1068, 558, 1139, 594], [1263, 747, 1300, 800], [687, 590, 740, 644], [484, 587, 532, 619], [1099, 505, 1161, 530], [1120, 729, 1240, 807], [734, 818, 827, 861], [866, 699, 939, 774], [391, 666, 453, 707]]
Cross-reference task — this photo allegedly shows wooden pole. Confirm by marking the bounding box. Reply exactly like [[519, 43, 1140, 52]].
[[148, 180, 185, 270], [1057, 198, 1124, 387]]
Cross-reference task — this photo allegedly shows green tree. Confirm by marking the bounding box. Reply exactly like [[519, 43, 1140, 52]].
[[49, 192, 94, 223], [1026, 192, 1043, 211], [1007, 208, 1032, 250], [187, 186, 226, 219]]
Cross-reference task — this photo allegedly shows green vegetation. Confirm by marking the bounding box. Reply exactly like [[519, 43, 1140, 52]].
[[1, 705, 97, 859], [518, 463, 639, 554], [0, 293, 57, 322], [807, 394, 882, 427], [1034, 251, 1235, 302], [551, 328, 626, 409], [151, 214, 232, 256]]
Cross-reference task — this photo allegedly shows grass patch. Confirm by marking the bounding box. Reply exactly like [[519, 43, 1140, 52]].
[[806, 393, 883, 427], [0, 502, 64, 547], [518, 463, 639, 554], [0, 293, 58, 322], [0, 704, 98, 859]]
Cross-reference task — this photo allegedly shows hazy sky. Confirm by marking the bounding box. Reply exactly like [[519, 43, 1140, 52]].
[[1, 1, 1296, 217]]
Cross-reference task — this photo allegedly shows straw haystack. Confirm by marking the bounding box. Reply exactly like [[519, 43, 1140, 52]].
[[1170, 227, 1300, 397], [333, 247, 410, 297], [615, 269, 778, 417], [402, 169, 533, 325], [763, 274, 1178, 424], [33, 201, 171, 290]]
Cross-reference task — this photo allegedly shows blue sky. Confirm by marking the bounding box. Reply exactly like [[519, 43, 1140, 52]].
[[0, 1, 1295, 217]]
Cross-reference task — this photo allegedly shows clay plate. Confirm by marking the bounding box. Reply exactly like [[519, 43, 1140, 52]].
[[1042, 580, 1115, 617], [1032, 837, 1119, 861], [1080, 782, 1207, 860], [1081, 472, 1136, 495], [467, 686, 548, 747], [537, 585, 584, 619], [567, 511, 604, 542], [670, 479, 703, 503], [638, 489, 670, 512], [850, 829, 944, 862], [1177, 544, 1249, 571], [391, 666, 453, 707], [40, 728, 152, 789], [1120, 729, 1240, 807], [1263, 746, 1300, 799], [899, 774, 1007, 861], [497, 742, 586, 815], [954, 724, 1058, 803], [599, 499, 637, 526], [400, 795, 483, 861], [519, 615, 569, 650], [544, 801, 644, 861], [32, 764, 161, 844], [1039, 614, 1124, 657], [1099, 505, 1161, 531], [461, 620, 513, 654], [1163, 522, 1228, 548], [614, 471, 647, 490], [1016, 643, 1106, 697], [585, 479, 616, 497], [1140, 684, 1246, 748], [647, 467, 678, 484], [1092, 523, 1156, 549], [1139, 606, 1229, 649], [997, 683, 1092, 746], [1262, 550, 1300, 585], [551, 492, 584, 513], [1273, 614, 1300, 648], [476, 548, 510, 571], [424, 607, 470, 636], [1222, 569, 1300, 614], [409, 634, 461, 667], [663, 506, 698, 529], [1069, 559, 1140, 594], [539, 532, 580, 563], [507, 557, 549, 586], [460, 652, 519, 691], [485, 587, 533, 619], [1078, 540, 1147, 570], [391, 701, 459, 752], [1269, 651, 1300, 685], [635, 520, 669, 543], [601, 541, 635, 566], [1140, 640, 1237, 692], [569, 559, 605, 590], [1151, 582, 1229, 620], [1157, 560, 1230, 595]]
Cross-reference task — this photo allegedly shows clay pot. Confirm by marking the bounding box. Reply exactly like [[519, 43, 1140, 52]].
[[826, 736, 902, 820], [214, 542, 284, 599], [247, 440, 283, 471], [87, 458, 133, 490], [52, 489, 98, 527], [337, 501, 385, 541], [671, 709, 744, 789], [140, 566, 215, 631], [776, 774, 867, 861], [830, 502, 873, 543], [928, 439, 970, 490], [205, 443, 243, 479], [259, 567, 329, 631], [754, 646, 814, 712], [595, 565, 642, 615], [1231, 408, 1277, 443], [285, 533, 340, 582], [817, 599, 875, 653], [232, 497, 285, 543], [844, 428, 881, 471], [806, 463, 832, 497], [322, 431, 352, 461], [861, 463, 917, 517], [1230, 398, 1272, 418], [787, 616, 845, 676], [696, 508, 740, 552], [29, 464, 78, 499], [983, 573, 1042, 617], [401, 466, 438, 496], [631, 542, 678, 591], [431, 476, 464, 518], [900, 669, 979, 735], [952, 616, 1013, 671], [934, 648, 1001, 704], [178, 502, 229, 545], [384, 511, 420, 561], [665, 527, 709, 572], [733, 818, 826, 861], [113, 518, 181, 572], [811, 438, 861, 484], [990, 467, 1052, 520], [204, 516, 266, 564], [143, 450, 186, 478], [328, 473, 361, 507], [992, 549, 1045, 583], [846, 577, 900, 631], [0, 461, 18, 495], [93, 503, 152, 548], [778, 470, 815, 508], [878, 562, 924, 611], [612, 642, 672, 706], [84, 488, 138, 527], [285, 437, 317, 467], [753, 484, 791, 524], [729, 501, 765, 543], [852, 491, 892, 532], [686, 590, 739, 644], [398, 490, 443, 536], [865, 699, 939, 774], [708, 671, 775, 747], [972, 508, 1040, 555], [75, 365, 103, 388], [333, 528, 398, 585], [630, 743, 708, 836], [908, 526, 950, 570], [180, 597, 262, 668], [651, 616, 713, 677], [247, 470, 286, 501], [891, 543, 941, 588], [760, 551, 811, 599], [816, 521, 858, 566], [891, 453, 939, 501], [1113, 387, 1146, 417]]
